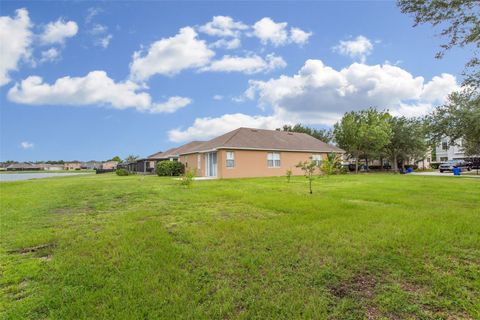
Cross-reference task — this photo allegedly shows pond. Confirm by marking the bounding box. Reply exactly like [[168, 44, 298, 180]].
[[0, 172, 93, 182]]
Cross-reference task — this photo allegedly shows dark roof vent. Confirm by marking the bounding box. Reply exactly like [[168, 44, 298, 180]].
[[251, 129, 258, 132], [287, 132, 294, 135]]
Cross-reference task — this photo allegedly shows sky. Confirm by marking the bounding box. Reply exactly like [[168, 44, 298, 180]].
[[0, 1, 469, 162]]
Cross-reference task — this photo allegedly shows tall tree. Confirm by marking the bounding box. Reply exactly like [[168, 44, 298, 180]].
[[398, 0, 480, 88], [278, 124, 333, 143], [333, 109, 392, 173], [427, 89, 480, 157], [110, 156, 122, 162], [333, 111, 363, 173], [386, 116, 428, 171]]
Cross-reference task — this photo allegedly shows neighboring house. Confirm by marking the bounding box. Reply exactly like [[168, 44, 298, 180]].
[[42, 164, 64, 170], [101, 161, 118, 170], [64, 162, 82, 170], [178, 127, 344, 179], [6, 163, 42, 171], [433, 138, 468, 163], [83, 161, 102, 170], [130, 141, 206, 174]]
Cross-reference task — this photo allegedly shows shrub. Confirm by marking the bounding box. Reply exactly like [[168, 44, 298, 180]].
[[116, 168, 129, 176], [320, 153, 343, 176], [430, 163, 440, 169], [156, 161, 185, 176], [180, 169, 195, 188], [286, 169, 292, 183]]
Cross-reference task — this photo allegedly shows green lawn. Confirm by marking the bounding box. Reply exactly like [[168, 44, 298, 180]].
[[1, 174, 479, 319]]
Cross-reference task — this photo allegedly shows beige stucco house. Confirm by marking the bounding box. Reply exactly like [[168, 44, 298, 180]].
[[178, 127, 344, 179]]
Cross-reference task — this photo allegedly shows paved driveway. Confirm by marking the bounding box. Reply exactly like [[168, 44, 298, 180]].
[[410, 171, 480, 178]]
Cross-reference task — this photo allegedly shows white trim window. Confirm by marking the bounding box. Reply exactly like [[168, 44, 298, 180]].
[[312, 154, 322, 166], [197, 154, 201, 170], [226, 151, 235, 168], [267, 152, 281, 168]]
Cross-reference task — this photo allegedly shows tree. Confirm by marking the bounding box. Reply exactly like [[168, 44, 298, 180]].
[[296, 160, 318, 194], [385, 116, 428, 172], [427, 89, 480, 157], [334, 109, 392, 173], [320, 152, 343, 176], [278, 124, 333, 143], [110, 156, 122, 162], [125, 155, 139, 163], [398, 0, 480, 88]]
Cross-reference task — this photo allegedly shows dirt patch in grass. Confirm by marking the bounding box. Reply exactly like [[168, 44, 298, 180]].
[[8, 243, 55, 254], [329, 273, 378, 299], [51, 206, 95, 215]]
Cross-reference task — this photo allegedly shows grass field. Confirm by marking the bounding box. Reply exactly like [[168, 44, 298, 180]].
[[1, 174, 479, 319]]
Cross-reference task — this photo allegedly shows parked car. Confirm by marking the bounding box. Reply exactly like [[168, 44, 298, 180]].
[[439, 160, 472, 173]]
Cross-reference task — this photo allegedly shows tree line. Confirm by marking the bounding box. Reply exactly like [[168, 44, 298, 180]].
[[279, 88, 479, 174]]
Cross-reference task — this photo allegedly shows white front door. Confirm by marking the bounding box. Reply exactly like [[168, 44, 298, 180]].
[[205, 152, 217, 177]]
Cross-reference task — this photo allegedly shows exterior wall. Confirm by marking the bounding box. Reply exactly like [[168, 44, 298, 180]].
[[180, 153, 204, 177], [434, 138, 466, 162], [217, 149, 329, 179], [102, 161, 118, 170], [64, 162, 82, 170]]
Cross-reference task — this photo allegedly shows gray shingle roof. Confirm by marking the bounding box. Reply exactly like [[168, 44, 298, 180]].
[[180, 127, 344, 154], [148, 141, 205, 159]]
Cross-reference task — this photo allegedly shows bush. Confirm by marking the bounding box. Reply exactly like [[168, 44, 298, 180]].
[[180, 169, 195, 187], [116, 168, 129, 176], [285, 169, 292, 182], [156, 161, 185, 176]]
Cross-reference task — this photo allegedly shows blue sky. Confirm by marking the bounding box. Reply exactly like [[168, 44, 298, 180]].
[[0, 1, 468, 162]]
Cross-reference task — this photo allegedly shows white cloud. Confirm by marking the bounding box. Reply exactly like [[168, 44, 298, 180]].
[[252, 17, 312, 46], [245, 59, 458, 124], [168, 113, 285, 142], [210, 38, 241, 50], [88, 24, 113, 48], [420, 73, 459, 103], [130, 27, 214, 81], [290, 27, 312, 45], [213, 95, 223, 100], [333, 35, 374, 63], [40, 19, 78, 45], [20, 141, 34, 149], [40, 48, 60, 62], [252, 17, 289, 46], [8, 71, 191, 114], [200, 53, 286, 74], [199, 16, 248, 38], [0, 8, 32, 86]]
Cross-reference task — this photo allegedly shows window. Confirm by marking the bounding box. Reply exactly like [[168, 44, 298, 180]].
[[197, 154, 201, 169], [226, 151, 234, 168], [440, 157, 448, 162], [442, 141, 448, 150], [184, 155, 188, 168], [267, 152, 281, 168], [312, 154, 322, 166]]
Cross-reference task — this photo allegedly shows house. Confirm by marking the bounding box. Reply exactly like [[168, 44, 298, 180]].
[[130, 141, 206, 174], [177, 127, 344, 179], [101, 161, 118, 170], [42, 164, 64, 170], [433, 138, 468, 163], [6, 163, 42, 171], [64, 162, 82, 170]]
